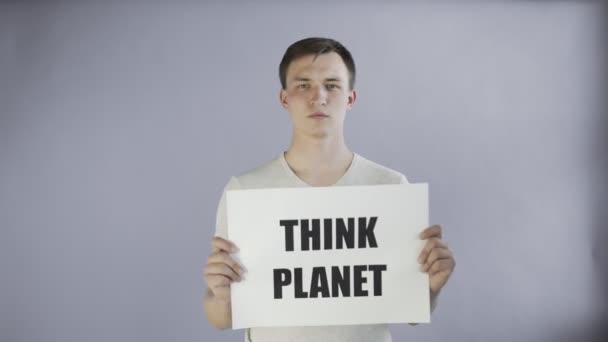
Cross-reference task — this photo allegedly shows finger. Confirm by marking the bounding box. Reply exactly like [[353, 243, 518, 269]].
[[419, 225, 442, 240], [206, 274, 232, 288], [210, 286, 231, 302], [417, 237, 448, 263], [212, 236, 238, 253], [424, 248, 453, 272], [204, 263, 241, 282], [205, 263, 241, 282], [207, 251, 245, 275], [429, 259, 455, 276]]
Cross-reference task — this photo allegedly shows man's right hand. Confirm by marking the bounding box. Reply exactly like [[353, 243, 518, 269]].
[[204, 237, 244, 302]]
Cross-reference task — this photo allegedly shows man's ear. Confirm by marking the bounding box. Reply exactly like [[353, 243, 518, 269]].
[[279, 89, 289, 109], [347, 89, 357, 109]]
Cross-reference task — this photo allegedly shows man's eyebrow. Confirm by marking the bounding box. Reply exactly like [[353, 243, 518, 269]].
[[292, 77, 343, 82]]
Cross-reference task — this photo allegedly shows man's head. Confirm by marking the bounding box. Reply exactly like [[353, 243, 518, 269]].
[[279, 37, 356, 91], [279, 37, 357, 139]]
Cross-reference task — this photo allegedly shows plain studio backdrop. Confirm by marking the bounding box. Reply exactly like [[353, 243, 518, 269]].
[[1, 1, 606, 341]]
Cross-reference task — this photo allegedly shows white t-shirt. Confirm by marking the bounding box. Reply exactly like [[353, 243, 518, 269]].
[[214, 152, 408, 342]]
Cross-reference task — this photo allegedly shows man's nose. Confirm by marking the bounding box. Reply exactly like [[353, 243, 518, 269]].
[[309, 86, 327, 106]]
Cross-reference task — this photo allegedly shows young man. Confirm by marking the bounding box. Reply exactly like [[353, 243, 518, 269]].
[[203, 37, 456, 341]]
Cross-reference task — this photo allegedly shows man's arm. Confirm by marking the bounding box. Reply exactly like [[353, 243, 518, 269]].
[[409, 224, 456, 326], [430, 289, 439, 312], [203, 237, 243, 330], [204, 287, 232, 330]]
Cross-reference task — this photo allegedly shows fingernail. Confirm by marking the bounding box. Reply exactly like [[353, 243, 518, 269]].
[[231, 245, 239, 252]]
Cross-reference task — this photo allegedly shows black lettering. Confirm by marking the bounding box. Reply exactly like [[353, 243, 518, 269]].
[[323, 218, 333, 250], [336, 217, 355, 249], [294, 268, 308, 298], [300, 219, 321, 251], [368, 264, 387, 296], [273, 269, 291, 299], [309, 266, 330, 298], [331, 265, 350, 297], [353, 265, 368, 297], [279, 219, 298, 251], [358, 216, 378, 248]]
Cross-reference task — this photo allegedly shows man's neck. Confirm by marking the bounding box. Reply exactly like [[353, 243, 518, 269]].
[[284, 134, 354, 186]]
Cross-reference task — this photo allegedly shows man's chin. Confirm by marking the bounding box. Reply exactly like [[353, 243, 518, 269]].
[[293, 124, 337, 139], [293, 130, 329, 140], [305, 127, 333, 139], [310, 132, 330, 139]]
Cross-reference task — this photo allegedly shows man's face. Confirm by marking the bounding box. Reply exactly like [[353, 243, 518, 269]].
[[280, 52, 356, 139]]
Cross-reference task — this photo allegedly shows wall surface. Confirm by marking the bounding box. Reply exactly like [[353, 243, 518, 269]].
[[1, 1, 606, 341]]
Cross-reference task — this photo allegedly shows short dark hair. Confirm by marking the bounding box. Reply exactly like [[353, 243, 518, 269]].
[[279, 37, 356, 90]]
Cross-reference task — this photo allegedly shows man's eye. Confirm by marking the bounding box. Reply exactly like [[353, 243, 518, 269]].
[[326, 84, 339, 90], [297, 84, 309, 89]]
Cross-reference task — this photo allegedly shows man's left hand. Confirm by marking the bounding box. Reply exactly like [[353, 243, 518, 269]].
[[418, 225, 456, 296]]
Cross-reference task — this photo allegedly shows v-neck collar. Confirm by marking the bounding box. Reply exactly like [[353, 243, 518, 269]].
[[279, 151, 359, 187]]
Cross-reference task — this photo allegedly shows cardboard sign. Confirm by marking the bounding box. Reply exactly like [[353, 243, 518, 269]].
[[226, 184, 430, 329]]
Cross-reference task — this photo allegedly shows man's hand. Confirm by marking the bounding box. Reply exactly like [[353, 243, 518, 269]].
[[418, 225, 455, 296], [204, 237, 245, 302]]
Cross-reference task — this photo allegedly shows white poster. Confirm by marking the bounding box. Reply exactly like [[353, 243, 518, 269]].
[[226, 184, 430, 329]]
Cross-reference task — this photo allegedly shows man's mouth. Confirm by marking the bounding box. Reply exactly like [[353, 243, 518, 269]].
[[308, 112, 329, 118]]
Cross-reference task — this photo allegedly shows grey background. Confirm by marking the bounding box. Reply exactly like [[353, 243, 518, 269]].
[[1, 1, 606, 341]]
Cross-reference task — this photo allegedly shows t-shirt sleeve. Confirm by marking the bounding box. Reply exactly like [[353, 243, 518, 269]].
[[214, 176, 241, 239]]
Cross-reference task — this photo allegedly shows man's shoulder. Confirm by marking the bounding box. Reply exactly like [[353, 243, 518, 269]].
[[231, 153, 287, 189], [353, 154, 409, 184]]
